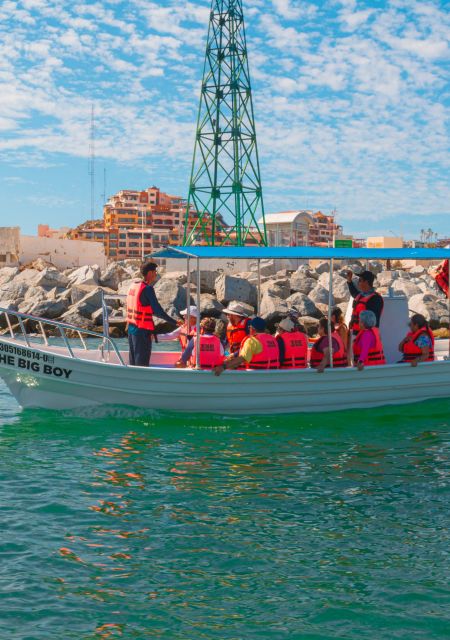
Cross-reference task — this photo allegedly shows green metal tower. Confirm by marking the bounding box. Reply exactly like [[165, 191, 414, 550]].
[[183, 0, 267, 246]]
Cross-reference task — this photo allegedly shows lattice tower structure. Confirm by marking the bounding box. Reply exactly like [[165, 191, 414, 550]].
[[183, 0, 267, 246]]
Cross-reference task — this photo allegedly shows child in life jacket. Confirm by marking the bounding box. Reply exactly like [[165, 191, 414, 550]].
[[176, 317, 224, 369]]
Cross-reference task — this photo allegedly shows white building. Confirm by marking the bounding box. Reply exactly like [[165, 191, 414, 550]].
[[259, 211, 313, 246]]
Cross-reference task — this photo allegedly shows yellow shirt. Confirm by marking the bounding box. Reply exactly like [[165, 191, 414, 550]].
[[239, 336, 263, 363]]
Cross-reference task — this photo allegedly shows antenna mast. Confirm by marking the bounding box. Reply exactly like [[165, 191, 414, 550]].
[[89, 104, 95, 220]]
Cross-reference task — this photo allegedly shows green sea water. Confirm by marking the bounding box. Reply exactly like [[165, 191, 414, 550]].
[[0, 379, 449, 639]]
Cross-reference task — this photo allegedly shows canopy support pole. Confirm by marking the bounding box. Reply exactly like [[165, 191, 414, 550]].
[[257, 259, 261, 315], [186, 258, 191, 333], [327, 259, 334, 368], [195, 258, 201, 369]]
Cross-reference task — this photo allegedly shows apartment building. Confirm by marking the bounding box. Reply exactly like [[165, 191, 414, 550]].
[[307, 211, 342, 246], [259, 210, 344, 247]]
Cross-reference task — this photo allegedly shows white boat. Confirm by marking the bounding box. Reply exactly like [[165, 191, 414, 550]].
[[0, 245, 449, 414]]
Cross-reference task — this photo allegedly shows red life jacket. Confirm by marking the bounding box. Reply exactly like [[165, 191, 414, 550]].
[[126, 281, 155, 331], [189, 335, 223, 369], [401, 327, 435, 362], [227, 317, 250, 353], [350, 292, 381, 333], [310, 333, 347, 369], [179, 323, 196, 350], [279, 331, 308, 369], [433, 259, 449, 297], [353, 328, 386, 365], [245, 333, 280, 369]]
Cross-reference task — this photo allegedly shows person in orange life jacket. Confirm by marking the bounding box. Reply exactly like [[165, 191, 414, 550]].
[[353, 310, 386, 370], [310, 318, 346, 373], [331, 307, 349, 352], [176, 317, 224, 369], [158, 306, 198, 350], [126, 261, 177, 367], [213, 316, 279, 375], [399, 313, 435, 366], [346, 269, 384, 335], [223, 302, 251, 354], [275, 316, 308, 369]]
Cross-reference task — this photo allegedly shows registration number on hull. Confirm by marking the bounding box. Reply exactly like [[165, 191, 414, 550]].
[[0, 342, 72, 379]]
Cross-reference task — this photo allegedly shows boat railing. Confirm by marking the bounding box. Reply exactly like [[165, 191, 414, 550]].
[[0, 306, 126, 366]]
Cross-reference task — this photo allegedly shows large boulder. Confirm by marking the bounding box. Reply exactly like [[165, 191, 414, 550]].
[[376, 271, 397, 288], [117, 278, 134, 297], [60, 311, 96, 333], [99, 263, 128, 290], [285, 292, 322, 318], [200, 294, 224, 317], [154, 278, 190, 314], [215, 274, 257, 306], [190, 269, 218, 294], [67, 265, 100, 287], [290, 272, 316, 295], [0, 267, 19, 287], [391, 279, 422, 298], [13, 269, 41, 286], [309, 284, 335, 306], [408, 293, 448, 328], [0, 300, 19, 329], [409, 265, 426, 276], [34, 267, 69, 289], [317, 272, 350, 304], [161, 271, 188, 285], [20, 298, 69, 319], [0, 280, 30, 303], [314, 261, 330, 275], [259, 294, 288, 329], [260, 278, 291, 300], [64, 287, 106, 320]]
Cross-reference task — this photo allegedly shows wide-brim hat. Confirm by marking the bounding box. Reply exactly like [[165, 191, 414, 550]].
[[180, 306, 198, 317], [222, 302, 250, 317]]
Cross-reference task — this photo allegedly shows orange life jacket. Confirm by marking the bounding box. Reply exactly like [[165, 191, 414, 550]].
[[279, 331, 308, 369], [353, 328, 386, 366], [310, 332, 347, 369], [126, 281, 155, 331], [401, 327, 435, 362], [227, 317, 250, 353], [350, 292, 381, 333], [189, 335, 223, 369], [179, 323, 197, 350], [243, 333, 280, 369]]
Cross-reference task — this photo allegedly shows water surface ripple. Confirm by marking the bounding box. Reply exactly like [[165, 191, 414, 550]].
[[0, 380, 449, 639]]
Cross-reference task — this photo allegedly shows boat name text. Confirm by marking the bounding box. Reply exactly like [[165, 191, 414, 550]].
[[0, 349, 72, 379]]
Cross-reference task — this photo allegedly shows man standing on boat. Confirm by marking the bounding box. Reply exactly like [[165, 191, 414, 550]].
[[126, 261, 177, 367], [346, 270, 384, 335]]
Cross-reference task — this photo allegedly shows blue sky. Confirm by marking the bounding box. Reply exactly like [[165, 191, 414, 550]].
[[0, 0, 449, 238]]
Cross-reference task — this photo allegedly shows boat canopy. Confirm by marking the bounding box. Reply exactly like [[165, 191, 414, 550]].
[[151, 245, 450, 261]]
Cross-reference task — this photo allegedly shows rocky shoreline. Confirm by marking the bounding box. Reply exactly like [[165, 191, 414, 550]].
[[0, 258, 448, 338]]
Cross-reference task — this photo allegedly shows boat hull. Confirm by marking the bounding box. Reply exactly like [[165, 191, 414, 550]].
[[0, 338, 449, 414]]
